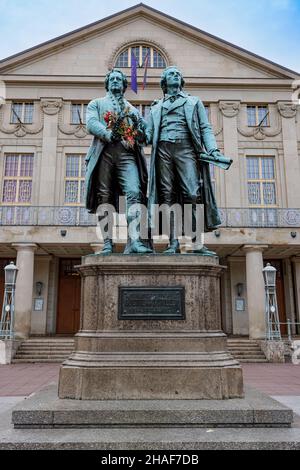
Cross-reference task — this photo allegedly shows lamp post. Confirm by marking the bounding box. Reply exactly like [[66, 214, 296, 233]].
[[0, 261, 18, 339], [262, 263, 281, 341]]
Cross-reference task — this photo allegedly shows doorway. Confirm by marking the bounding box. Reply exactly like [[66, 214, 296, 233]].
[[56, 258, 81, 335]]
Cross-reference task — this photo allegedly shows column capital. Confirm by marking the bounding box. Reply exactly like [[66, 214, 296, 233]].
[[12, 243, 38, 252], [277, 101, 297, 118], [218, 100, 240, 117], [243, 244, 268, 253], [40, 98, 62, 115]]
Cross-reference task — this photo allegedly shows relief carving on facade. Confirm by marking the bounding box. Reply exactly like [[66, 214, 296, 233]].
[[219, 101, 240, 118], [237, 106, 282, 141], [0, 102, 44, 137], [277, 102, 297, 118], [211, 107, 223, 136], [40, 99, 62, 115], [58, 104, 88, 139]]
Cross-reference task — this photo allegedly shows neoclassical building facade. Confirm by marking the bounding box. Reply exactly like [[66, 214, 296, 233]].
[[0, 4, 299, 340]]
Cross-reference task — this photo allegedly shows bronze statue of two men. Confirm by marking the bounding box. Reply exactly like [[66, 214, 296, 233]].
[[85, 66, 232, 255]]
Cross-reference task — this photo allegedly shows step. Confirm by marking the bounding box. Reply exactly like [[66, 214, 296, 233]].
[[12, 359, 65, 363], [227, 346, 261, 351], [238, 359, 268, 363], [18, 346, 74, 351], [14, 353, 70, 358], [22, 342, 74, 346]]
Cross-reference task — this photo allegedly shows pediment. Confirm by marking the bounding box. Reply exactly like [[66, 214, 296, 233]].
[[0, 4, 298, 80]]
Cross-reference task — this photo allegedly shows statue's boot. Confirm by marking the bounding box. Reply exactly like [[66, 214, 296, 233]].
[[163, 213, 180, 254], [193, 243, 217, 257], [100, 238, 113, 254], [125, 211, 152, 254], [163, 239, 180, 254], [130, 239, 153, 254]]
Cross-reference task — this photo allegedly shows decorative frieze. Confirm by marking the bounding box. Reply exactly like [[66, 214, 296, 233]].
[[0, 102, 44, 137], [58, 122, 88, 139]]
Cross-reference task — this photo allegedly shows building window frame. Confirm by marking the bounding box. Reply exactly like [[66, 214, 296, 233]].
[[10, 102, 34, 124], [247, 105, 270, 127], [204, 104, 210, 121], [132, 103, 151, 120], [70, 103, 88, 125], [2, 153, 34, 205], [64, 154, 86, 206], [246, 156, 277, 207], [115, 45, 166, 68]]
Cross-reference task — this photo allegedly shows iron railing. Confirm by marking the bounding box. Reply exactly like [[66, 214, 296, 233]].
[[0, 206, 299, 227], [267, 320, 300, 341]]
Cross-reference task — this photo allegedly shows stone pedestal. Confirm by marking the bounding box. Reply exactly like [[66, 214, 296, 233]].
[[59, 254, 243, 400]]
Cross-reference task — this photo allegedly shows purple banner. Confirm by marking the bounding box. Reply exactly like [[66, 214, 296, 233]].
[[131, 50, 138, 93]]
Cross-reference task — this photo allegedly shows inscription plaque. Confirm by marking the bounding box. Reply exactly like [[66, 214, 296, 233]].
[[118, 286, 185, 320]]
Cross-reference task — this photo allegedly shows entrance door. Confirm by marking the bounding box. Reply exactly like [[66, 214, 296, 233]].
[[56, 258, 81, 335], [264, 260, 287, 335]]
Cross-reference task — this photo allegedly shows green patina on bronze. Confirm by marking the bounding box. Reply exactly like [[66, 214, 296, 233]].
[[85, 66, 232, 254], [146, 66, 232, 253], [84, 69, 151, 254]]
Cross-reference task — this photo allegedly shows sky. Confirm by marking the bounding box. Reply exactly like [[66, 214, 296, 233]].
[[0, 0, 300, 71]]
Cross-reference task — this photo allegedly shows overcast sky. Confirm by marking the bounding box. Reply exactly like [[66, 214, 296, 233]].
[[0, 0, 299, 72]]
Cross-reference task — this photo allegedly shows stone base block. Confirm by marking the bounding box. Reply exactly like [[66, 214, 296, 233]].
[[59, 358, 243, 400], [12, 384, 293, 429]]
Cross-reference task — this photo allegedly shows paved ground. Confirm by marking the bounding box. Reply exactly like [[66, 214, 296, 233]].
[[0, 363, 299, 449], [0, 363, 60, 396]]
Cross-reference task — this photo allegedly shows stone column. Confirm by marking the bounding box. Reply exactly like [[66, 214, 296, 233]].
[[243, 245, 268, 339], [292, 257, 300, 324], [39, 99, 62, 206], [219, 101, 241, 207], [278, 102, 300, 207], [12, 243, 37, 339]]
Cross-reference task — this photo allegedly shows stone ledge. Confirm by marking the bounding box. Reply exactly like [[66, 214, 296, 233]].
[[12, 384, 293, 429]]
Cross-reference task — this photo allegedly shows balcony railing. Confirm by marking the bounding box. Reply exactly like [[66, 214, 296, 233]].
[[0, 206, 299, 228]]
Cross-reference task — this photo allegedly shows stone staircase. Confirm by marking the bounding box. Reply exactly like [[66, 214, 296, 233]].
[[12, 336, 268, 363], [227, 338, 268, 363], [12, 337, 75, 363]]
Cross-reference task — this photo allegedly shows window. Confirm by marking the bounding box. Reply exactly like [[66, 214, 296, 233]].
[[71, 103, 88, 124], [247, 157, 276, 206], [132, 103, 151, 120], [247, 105, 269, 127], [11, 103, 34, 124], [2, 154, 34, 204], [115, 45, 166, 68], [204, 105, 210, 120], [64, 155, 86, 205]]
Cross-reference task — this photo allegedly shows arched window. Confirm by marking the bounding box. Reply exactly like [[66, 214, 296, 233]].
[[115, 45, 166, 68]]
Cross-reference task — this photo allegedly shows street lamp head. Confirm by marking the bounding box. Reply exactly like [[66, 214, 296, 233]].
[[4, 261, 18, 286], [262, 262, 276, 288]]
